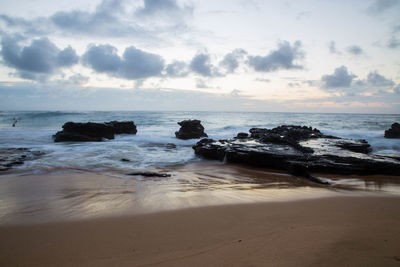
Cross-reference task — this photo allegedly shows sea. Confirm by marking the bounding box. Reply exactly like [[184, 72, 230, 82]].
[[1, 111, 400, 223], [0, 111, 399, 176]]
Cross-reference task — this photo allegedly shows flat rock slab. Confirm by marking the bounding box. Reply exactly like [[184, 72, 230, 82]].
[[193, 125, 400, 176]]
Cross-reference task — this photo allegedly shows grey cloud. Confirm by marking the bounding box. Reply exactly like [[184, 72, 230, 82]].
[[388, 36, 400, 48], [220, 49, 247, 73], [50, 0, 144, 37], [329, 41, 340, 54], [82, 44, 164, 80], [1, 36, 78, 80], [346, 45, 363, 55], [136, 0, 182, 15], [0, 15, 50, 36], [165, 60, 188, 77], [367, 71, 395, 87], [247, 41, 304, 72], [394, 84, 400, 94], [82, 44, 121, 73], [367, 0, 400, 15], [119, 46, 164, 79], [321, 66, 357, 88], [190, 53, 213, 77], [195, 78, 210, 88]]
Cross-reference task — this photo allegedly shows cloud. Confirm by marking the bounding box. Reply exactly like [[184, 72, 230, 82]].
[[82, 44, 121, 73], [165, 60, 188, 77], [394, 84, 400, 94], [50, 0, 145, 37], [247, 41, 304, 72], [0, 36, 78, 80], [346, 45, 363, 55], [82, 43, 164, 80], [366, 71, 395, 87], [220, 49, 247, 73], [190, 53, 213, 77], [321, 66, 357, 89], [136, 0, 189, 16], [367, 0, 400, 15], [329, 41, 340, 54], [255, 78, 271, 83]]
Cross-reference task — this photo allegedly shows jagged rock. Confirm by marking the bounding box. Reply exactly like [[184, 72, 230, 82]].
[[193, 125, 400, 177], [54, 122, 114, 142], [175, 120, 208, 140], [236, 133, 249, 139], [384, 123, 400, 138], [54, 121, 137, 142], [105, 121, 137, 134]]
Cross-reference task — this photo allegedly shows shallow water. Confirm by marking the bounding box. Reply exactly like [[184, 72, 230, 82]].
[[0, 111, 399, 175], [0, 162, 399, 225]]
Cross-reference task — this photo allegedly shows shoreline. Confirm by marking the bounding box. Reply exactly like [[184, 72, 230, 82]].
[[1, 196, 400, 266], [2, 162, 400, 225]]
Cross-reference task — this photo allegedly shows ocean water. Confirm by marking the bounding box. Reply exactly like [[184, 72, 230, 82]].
[[0, 111, 399, 175]]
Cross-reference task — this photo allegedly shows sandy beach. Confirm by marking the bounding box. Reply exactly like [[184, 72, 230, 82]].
[[0, 196, 399, 266]]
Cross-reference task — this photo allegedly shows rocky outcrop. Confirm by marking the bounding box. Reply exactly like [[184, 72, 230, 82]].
[[193, 125, 400, 177], [0, 148, 44, 172], [384, 123, 400, 138], [175, 120, 208, 139], [105, 121, 137, 134], [54, 121, 137, 142]]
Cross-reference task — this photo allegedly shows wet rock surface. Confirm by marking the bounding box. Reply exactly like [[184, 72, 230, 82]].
[[54, 121, 137, 142], [0, 148, 44, 172], [175, 120, 208, 140], [384, 122, 400, 138], [193, 125, 400, 177]]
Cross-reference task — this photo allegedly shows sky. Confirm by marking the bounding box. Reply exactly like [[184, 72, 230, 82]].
[[0, 0, 399, 113]]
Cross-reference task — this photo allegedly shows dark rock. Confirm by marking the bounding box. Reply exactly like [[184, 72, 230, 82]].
[[175, 120, 208, 139], [54, 122, 114, 142], [121, 158, 131, 162], [105, 121, 137, 134], [127, 172, 171, 178], [54, 121, 137, 142], [193, 125, 400, 178], [335, 139, 371, 154], [236, 133, 249, 139], [384, 123, 400, 138], [166, 143, 177, 149], [0, 148, 44, 172]]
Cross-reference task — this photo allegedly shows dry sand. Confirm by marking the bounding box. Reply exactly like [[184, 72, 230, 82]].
[[1, 196, 400, 266]]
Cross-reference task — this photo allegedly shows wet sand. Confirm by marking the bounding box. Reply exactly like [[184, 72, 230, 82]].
[[1, 196, 400, 266], [1, 163, 400, 266]]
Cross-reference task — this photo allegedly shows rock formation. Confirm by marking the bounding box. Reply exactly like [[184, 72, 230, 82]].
[[175, 120, 208, 139], [54, 121, 137, 142], [193, 125, 400, 177], [384, 123, 400, 138]]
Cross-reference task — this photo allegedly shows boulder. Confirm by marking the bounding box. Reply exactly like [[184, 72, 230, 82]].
[[54, 122, 114, 142], [384, 123, 400, 138], [175, 120, 208, 139], [105, 121, 137, 134], [53, 121, 138, 142], [193, 125, 400, 177]]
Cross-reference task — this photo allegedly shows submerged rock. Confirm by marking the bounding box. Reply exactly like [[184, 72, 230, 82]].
[[127, 172, 171, 178], [175, 120, 208, 140], [384, 123, 400, 138], [0, 148, 44, 172], [54, 121, 137, 142], [193, 125, 400, 177]]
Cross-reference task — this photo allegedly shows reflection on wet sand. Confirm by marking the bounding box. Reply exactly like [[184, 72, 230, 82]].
[[0, 161, 399, 225]]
